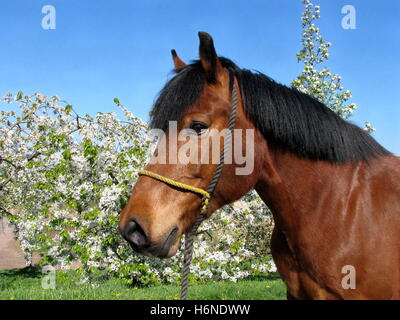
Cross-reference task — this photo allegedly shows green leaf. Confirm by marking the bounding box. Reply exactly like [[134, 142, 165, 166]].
[[62, 148, 72, 160], [16, 91, 23, 100], [65, 104, 73, 114]]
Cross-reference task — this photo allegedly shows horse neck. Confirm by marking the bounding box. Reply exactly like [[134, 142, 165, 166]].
[[254, 148, 362, 232]]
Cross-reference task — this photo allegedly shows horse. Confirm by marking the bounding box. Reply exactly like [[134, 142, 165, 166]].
[[119, 32, 400, 299]]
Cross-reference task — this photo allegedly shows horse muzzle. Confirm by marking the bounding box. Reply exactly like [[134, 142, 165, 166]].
[[120, 220, 179, 258]]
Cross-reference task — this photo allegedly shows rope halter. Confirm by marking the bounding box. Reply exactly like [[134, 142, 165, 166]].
[[138, 169, 210, 215]]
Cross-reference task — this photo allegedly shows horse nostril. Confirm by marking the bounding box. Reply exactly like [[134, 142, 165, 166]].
[[123, 220, 137, 237], [122, 220, 148, 249]]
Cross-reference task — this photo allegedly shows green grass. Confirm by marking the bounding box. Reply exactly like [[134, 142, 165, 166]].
[[0, 268, 286, 300]]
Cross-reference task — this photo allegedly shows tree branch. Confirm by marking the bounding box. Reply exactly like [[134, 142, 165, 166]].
[[0, 177, 12, 190], [0, 205, 14, 217], [0, 157, 18, 169]]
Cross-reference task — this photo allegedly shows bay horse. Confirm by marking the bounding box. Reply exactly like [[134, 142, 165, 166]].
[[119, 32, 400, 299]]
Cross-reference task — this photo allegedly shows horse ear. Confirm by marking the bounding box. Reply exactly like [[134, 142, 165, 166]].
[[171, 49, 186, 68], [198, 31, 223, 82]]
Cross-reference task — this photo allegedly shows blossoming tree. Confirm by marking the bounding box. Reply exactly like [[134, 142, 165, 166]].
[[292, 0, 375, 132]]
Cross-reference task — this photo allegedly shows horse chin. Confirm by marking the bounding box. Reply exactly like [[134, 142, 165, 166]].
[[162, 238, 181, 258], [141, 235, 180, 258], [141, 227, 181, 259]]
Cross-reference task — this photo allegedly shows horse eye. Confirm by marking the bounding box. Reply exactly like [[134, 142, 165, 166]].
[[189, 121, 208, 135]]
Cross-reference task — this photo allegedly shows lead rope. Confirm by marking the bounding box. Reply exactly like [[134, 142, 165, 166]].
[[180, 70, 238, 300]]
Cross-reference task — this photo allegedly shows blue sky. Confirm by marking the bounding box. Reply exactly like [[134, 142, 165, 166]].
[[1, 0, 399, 154]]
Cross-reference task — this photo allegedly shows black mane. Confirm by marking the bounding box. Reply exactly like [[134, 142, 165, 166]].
[[150, 57, 390, 163]]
